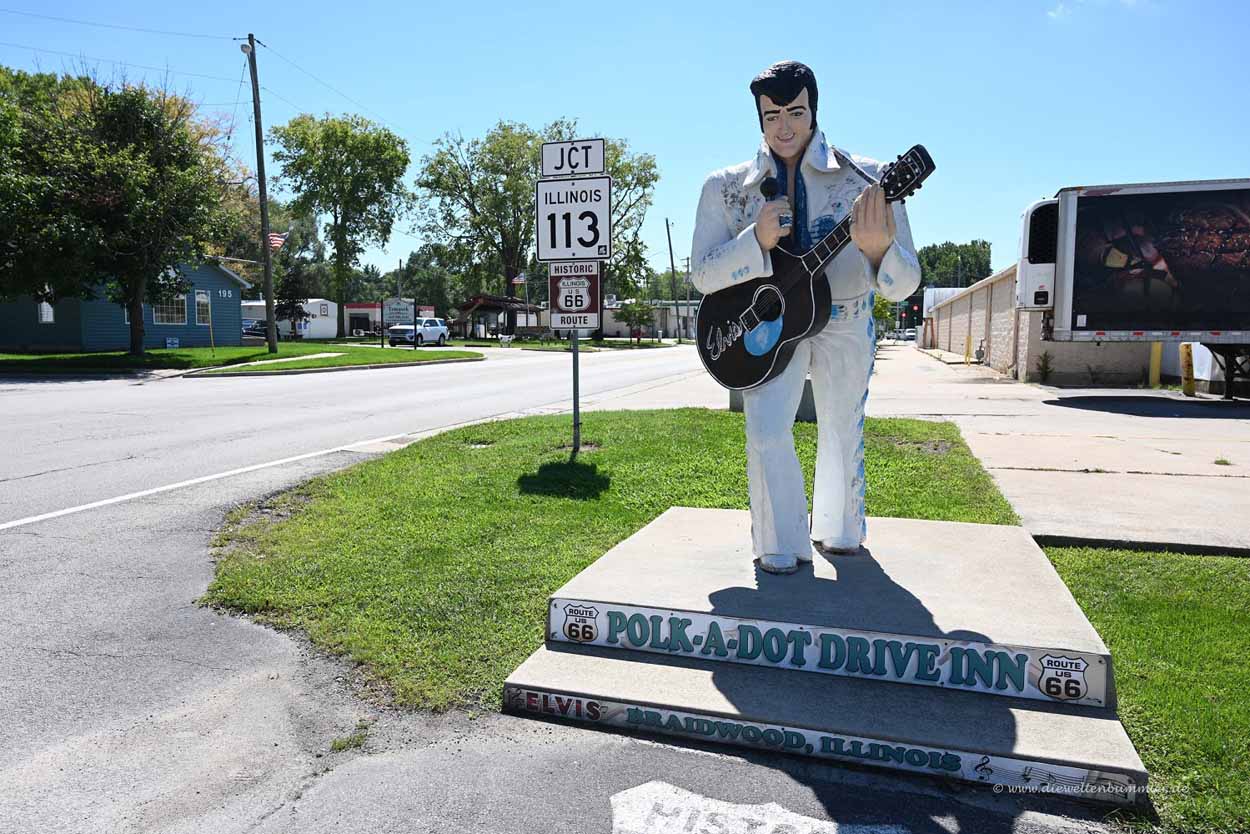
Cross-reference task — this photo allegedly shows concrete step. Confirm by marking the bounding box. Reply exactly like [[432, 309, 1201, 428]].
[[505, 643, 1147, 806], [547, 508, 1114, 709]]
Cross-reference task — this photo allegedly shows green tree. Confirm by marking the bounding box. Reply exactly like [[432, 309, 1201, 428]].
[[415, 119, 657, 333], [617, 300, 655, 345], [270, 114, 412, 336], [918, 240, 992, 288], [873, 292, 894, 337], [0, 69, 229, 355]]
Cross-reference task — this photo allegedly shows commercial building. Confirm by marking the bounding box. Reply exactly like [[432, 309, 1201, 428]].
[[923, 265, 1152, 385]]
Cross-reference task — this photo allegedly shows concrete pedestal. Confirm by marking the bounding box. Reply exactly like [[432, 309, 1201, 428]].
[[504, 508, 1147, 804]]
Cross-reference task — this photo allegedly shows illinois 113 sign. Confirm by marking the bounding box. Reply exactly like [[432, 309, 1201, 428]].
[[536, 176, 612, 262], [549, 261, 600, 329]]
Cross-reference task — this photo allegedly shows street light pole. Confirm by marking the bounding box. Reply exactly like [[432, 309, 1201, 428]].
[[242, 34, 277, 354]]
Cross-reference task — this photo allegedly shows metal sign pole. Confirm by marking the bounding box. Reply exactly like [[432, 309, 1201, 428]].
[[571, 327, 581, 458]]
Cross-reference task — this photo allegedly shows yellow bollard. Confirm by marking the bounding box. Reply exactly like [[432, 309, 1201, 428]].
[[1179, 343, 1196, 397], [1149, 342, 1162, 387], [964, 333, 972, 365]]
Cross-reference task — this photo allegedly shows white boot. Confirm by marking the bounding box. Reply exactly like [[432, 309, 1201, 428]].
[[814, 538, 862, 555], [758, 553, 799, 574]]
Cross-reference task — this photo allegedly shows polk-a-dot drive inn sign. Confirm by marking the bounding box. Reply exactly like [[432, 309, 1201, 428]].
[[550, 600, 1108, 708]]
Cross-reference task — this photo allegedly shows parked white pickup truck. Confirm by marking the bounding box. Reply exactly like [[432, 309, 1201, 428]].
[[389, 318, 449, 347]]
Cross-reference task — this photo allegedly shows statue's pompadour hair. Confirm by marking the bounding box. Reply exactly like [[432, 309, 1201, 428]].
[[749, 60, 818, 130]]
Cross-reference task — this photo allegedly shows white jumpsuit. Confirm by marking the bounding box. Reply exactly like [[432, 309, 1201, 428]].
[[691, 130, 921, 559]]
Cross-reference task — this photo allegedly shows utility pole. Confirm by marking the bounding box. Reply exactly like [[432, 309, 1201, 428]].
[[665, 218, 681, 343], [684, 257, 692, 342], [403, 259, 415, 349], [242, 34, 277, 354]]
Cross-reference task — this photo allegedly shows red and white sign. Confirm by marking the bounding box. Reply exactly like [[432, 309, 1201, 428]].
[[549, 262, 600, 329]]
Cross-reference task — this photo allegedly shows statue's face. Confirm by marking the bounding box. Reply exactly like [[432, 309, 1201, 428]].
[[759, 88, 813, 164]]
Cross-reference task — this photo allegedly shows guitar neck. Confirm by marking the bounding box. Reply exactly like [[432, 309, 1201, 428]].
[[800, 216, 855, 277], [799, 187, 905, 278]]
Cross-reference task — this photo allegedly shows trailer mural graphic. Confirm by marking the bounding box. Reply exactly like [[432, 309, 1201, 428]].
[[1071, 188, 1250, 333]]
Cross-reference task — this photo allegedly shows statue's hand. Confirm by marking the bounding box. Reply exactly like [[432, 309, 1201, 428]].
[[850, 183, 895, 269]]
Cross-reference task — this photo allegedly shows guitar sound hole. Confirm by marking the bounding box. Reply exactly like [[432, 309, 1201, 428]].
[[751, 285, 785, 323]]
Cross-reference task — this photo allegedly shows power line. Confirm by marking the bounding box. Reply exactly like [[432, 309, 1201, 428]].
[[0, 40, 241, 82], [0, 8, 234, 40], [256, 40, 404, 134], [224, 57, 249, 143], [260, 85, 308, 114]]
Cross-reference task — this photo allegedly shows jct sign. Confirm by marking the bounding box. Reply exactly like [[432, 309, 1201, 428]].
[[549, 262, 600, 330], [536, 176, 612, 262], [541, 139, 605, 178]]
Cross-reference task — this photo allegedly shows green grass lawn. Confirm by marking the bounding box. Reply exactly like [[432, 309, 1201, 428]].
[[205, 411, 1014, 711], [1048, 546, 1250, 833], [202, 408, 1243, 832], [198, 347, 480, 374], [452, 337, 678, 350], [0, 343, 478, 373], [592, 338, 677, 349], [519, 344, 601, 353]]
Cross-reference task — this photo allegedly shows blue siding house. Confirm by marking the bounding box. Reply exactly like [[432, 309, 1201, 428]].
[[0, 262, 249, 352]]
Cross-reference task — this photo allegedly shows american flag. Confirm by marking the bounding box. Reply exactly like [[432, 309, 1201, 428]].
[[512, 272, 527, 284], [267, 232, 289, 251]]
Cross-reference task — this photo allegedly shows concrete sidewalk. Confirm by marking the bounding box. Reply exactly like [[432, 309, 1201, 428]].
[[868, 343, 1250, 554]]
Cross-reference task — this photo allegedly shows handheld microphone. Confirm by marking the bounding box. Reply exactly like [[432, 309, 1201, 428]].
[[759, 177, 792, 233]]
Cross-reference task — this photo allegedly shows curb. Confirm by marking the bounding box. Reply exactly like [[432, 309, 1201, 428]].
[[1031, 533, 1250, 559], [182, 355, 485, 378]]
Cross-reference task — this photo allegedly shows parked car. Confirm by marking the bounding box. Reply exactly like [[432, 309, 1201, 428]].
[[242, 319, 267, 337], [903, 328, 917, 340], [389, 318, 449, 347]]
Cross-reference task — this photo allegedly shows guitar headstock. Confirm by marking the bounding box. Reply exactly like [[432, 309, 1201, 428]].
[[880, 145, 935, 203]]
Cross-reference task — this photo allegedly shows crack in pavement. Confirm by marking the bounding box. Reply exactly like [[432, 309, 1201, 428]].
[[988, 465, 1248, 478], [0, 453, 139, 485]]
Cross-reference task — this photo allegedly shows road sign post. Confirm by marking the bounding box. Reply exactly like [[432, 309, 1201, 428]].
[[537, 138, 610, 457]]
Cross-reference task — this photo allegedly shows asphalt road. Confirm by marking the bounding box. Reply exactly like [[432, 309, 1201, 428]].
[[0, 347, 1114, 833], [0, 346, 704, 527]]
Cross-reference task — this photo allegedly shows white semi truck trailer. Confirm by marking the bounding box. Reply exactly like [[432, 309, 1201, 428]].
[[1016, 178, 1250, 397]]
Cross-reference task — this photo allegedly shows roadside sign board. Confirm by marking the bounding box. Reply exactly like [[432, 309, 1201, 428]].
[[549, 262, 600, 330], [536, 176, 612, 262], [383, 298, 412, 322], [541, 139, 605, 178]]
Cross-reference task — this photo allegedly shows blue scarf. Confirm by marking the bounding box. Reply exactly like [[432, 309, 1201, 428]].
[[770, 150, 811, 250]]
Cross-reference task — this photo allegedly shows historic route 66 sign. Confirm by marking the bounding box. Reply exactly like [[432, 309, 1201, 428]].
[[536, 176, 612, 262], [1038, 655, 1089, 701], [562, 603, 599, 643]]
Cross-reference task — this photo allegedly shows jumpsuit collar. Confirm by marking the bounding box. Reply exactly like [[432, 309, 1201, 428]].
[[743, 128, 841, 189]]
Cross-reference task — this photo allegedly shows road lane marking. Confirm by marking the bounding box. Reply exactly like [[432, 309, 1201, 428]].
[[0, 367, 712, 531]]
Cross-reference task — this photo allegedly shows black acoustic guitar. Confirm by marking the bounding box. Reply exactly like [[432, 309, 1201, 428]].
[[696, 145, 935, 390]]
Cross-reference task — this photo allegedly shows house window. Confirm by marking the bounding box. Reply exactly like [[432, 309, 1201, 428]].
[[153, 295, 187, 325], [37, 301, 55, 324], [195, 290, 211, 325]]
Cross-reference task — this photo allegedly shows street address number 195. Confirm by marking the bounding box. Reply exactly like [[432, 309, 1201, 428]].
[[536, 176, 612, 263]]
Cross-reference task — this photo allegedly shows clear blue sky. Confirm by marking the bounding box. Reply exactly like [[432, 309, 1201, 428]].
[[3, 1, 1247, 278]]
